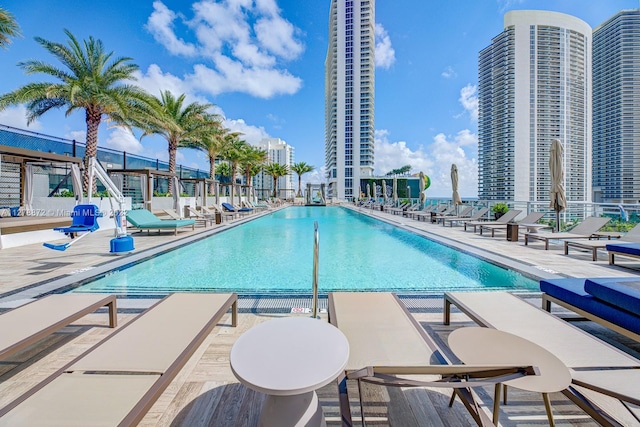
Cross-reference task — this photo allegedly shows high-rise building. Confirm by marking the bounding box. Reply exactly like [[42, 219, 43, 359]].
[[325, 0, 375, 200], [478, 10, 592, 204], [254, 138, 295, 199], [592, 9, 640, 203]]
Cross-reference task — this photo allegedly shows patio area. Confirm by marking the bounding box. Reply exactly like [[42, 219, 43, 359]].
[[1, 205, 639, 425]]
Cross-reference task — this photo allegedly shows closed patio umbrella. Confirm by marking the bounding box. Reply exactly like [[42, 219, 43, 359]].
[[549, 139, 567, 232], [451, 164, 462, 215], [382, 179, 387, 201], [372, 182, 377, 200], [419, 172, 426, 207], [366, 183, 370, 200]]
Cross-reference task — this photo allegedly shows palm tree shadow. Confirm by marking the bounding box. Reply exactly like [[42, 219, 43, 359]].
[[171, 383, 265, 427]]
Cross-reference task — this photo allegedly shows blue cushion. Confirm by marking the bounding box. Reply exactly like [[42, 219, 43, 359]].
[[605, 242, 640, 256], [585, 278, 640, 315], [540, 278, 640, 335]]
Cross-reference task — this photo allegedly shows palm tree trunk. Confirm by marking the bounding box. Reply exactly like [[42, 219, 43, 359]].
[[168, 137, 177, 195], [208, 157, 216, 194], [272, 176, 278, 198], [83, 110, 101, 195], [297, 175, 302, 197]]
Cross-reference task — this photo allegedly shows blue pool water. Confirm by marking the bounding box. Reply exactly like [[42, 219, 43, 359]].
[[72, 207, 538, 295]]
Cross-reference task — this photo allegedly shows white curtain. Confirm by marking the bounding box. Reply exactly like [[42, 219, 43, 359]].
[[71, 164, 83, 203], [23, 164, 34, 214], [172, 176, 180, 213], [140, 174, 148, 210]]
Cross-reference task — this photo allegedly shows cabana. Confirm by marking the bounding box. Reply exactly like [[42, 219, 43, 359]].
[[0, 145, 84, 248]]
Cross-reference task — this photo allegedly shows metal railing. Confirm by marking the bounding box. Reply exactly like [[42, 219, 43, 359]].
[[311, 221, 319, 319]]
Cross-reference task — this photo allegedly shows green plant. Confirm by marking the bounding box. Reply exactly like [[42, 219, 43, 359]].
[[55, 189, 74, 197], [492, 202, 509, 214]]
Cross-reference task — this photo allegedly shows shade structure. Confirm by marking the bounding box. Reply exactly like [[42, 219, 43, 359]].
[[549, 139, 567, 232], [382, 179, 387, 201], [451, 164, 462, 206], [392, 177, 398, 204]]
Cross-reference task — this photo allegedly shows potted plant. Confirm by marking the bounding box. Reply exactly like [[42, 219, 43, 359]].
[[492, 202, 509, 219]]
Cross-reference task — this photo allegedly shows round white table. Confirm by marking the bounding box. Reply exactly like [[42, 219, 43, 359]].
[[230, 317, 349, 427], [449, 327, 571, 426]]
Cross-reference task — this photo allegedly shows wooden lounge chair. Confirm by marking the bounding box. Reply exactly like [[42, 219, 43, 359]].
[[444, 291, 640, 427], [184, 206, 213, 227], [328, 292, 538, 426], [479, 211, 545, 237], [464, 209, 522, 232], [565, 223, 640, 261], [126, 209, 195, 236], [442, 207, 490, 227], [524, 216, 611, 250], [0, 294, 116, 361], [0, 293, 237, 427]]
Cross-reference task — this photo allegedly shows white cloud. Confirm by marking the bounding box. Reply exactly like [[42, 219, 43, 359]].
[[442, 66, 457, 79], [497, 0, 525, 13], [146, 1, 198, 56], [374, 129, 478, 198], [0, 106, 43, 131], [459, 84, 478, 122], [104, 128, 145, 154], [301, 166, 325, 188], [223, 118, 270, 145], [146, 0, 304, 98], [65, 130, 86, 142], [375, 23, 395, 69]]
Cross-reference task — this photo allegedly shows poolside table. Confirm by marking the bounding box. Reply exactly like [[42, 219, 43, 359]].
[[230, 317, 349, 427]]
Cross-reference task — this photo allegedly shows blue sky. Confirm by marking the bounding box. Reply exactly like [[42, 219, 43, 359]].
[[0, 0, 637, 197]]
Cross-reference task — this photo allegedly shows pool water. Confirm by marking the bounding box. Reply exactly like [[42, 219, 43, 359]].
[[73, 207, 538, 295]]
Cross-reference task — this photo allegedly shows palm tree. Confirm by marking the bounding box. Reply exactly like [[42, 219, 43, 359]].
[[220, 134, 249, 204], [0, 7, 20, 49], [240, 145, 268, 200], [263, 163, 290, 199], [180, 116, 227, 194], [0, 29, 148, 192], [139, 90, 213, 195], [291, 162, 315, 197]]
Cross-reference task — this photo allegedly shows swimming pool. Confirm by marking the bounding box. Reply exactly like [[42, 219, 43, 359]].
[[72, 206, 538, 295]]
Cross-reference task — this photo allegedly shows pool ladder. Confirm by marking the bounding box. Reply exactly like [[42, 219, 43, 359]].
[[311, 221, 319, 319]]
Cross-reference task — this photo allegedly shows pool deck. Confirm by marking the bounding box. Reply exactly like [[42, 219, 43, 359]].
[[1, 204, 639, 426]]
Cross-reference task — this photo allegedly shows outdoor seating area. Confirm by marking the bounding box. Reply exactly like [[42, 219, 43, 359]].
[[0, 293, 237, 426]]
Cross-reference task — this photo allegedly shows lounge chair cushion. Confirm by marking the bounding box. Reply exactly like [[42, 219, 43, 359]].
[[585, 278, 640, 315], [540, 278, 640, 335], [126, 209, 195, 229], [605, 242, 640, 256]]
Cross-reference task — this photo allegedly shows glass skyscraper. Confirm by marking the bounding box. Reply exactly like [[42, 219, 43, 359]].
[[593, 9, 640, 203], [325, 0, 375, 200], [478, 11, 592, 204]]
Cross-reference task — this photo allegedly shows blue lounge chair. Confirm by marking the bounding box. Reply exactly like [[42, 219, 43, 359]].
[[126, 209, 195, 236], [606, 242, 640, 266], [221, 202, 252, 214]]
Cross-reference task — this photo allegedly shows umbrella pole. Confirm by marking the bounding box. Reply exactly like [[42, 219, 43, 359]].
[[555, 194, 559, 233]]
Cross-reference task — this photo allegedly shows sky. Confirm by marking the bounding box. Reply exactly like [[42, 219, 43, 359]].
[[0, 0, 638, 197]]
